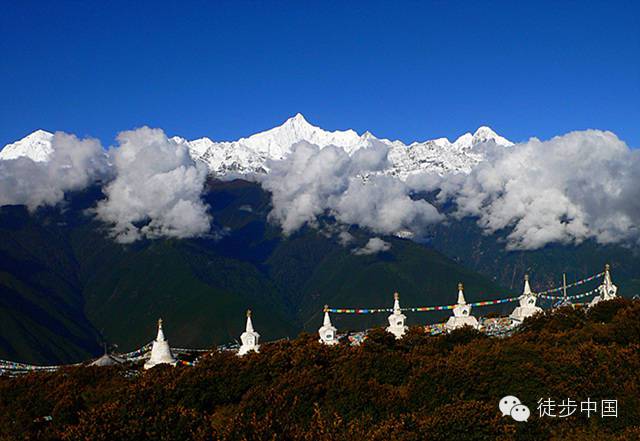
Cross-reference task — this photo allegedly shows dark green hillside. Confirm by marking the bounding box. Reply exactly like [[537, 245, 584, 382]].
[[198, 181, 509, 331], [425, 216, 640, 295], [77, 181, 506, 351], [269, 232, 508, 332], [75, 233, 298, 351], [3, 179, 637, 365], [0, 205, 102, 364], [0, 180, 506, 364]]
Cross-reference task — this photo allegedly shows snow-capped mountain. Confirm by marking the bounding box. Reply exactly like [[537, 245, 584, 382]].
[[171, 113, 513, 178], [170, 113, 373, 176], [386, 126, 514, 178], [0, 129, 54, 162], [1, 115, 513, 178]]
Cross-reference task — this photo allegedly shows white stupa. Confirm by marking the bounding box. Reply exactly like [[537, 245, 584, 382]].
[[318, 305, 338, 345], [590, 264, 618, 307], [144, 318, 177, 369], [445, 283, 479, 331], [386, 292, 408, 339], [238, 309, 260, 356], [510, 274, 543, 324]]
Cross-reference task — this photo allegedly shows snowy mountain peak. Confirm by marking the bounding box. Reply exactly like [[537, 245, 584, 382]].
[[27, 129, 53, 139], [279, 113, 313, 132], [237, 114, 363, 157], [449, 126, 513, 150], [453, 132, 474, 149], [290, 112, 309, 123], [473, 126, 498, 137], [472, 126, 513, 146], [0, 129, 54, 162]]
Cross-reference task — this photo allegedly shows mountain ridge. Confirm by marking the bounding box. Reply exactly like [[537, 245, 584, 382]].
[[1, 115, 513, 177]]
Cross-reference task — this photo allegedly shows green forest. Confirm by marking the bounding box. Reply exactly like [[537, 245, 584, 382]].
[[1, 298, 639, 440]]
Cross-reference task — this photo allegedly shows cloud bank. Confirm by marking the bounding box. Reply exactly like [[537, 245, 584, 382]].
[[95, 127, 211, 243], [2, 126, 638, 251], [0, 133, 110, 210], [259, 141, 443, 236], [410, 130, 640, 250]]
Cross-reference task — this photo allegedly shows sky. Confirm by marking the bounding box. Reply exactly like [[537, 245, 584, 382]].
[[1, 0, 639, 148]]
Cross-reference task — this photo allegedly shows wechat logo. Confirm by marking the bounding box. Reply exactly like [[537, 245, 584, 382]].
[[500, 395, 530, 422]]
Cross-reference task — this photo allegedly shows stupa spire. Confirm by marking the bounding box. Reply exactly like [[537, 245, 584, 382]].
[[523, 274, 532, 295], [604, 264, 612, 287], [245, 309, 254, 333], [156, 318, 166, 341], [457, 283, 466, 305], [323, 305, 332, 327]]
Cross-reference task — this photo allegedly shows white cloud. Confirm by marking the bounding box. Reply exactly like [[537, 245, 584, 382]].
[[352, 237, 391, 255], [0, 132, 110, 210], [419, 130, 640, 250], [334, 175, 442, 234], [259, 140, 442, 236], [260, 141, 374, 234], [3, 125, 637, 253], [95, 127, 211, 243], [338, 230, 354, 245]]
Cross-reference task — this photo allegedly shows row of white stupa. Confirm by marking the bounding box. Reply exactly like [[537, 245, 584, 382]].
[[144, 310, 261, 369], [144, 265, 618, 369]]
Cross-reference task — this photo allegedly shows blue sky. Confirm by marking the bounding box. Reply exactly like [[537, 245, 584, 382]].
[[1, 0, 639, 148]]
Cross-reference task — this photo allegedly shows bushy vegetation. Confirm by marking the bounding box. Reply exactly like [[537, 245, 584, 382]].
[[1, 299, 639, 440]]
